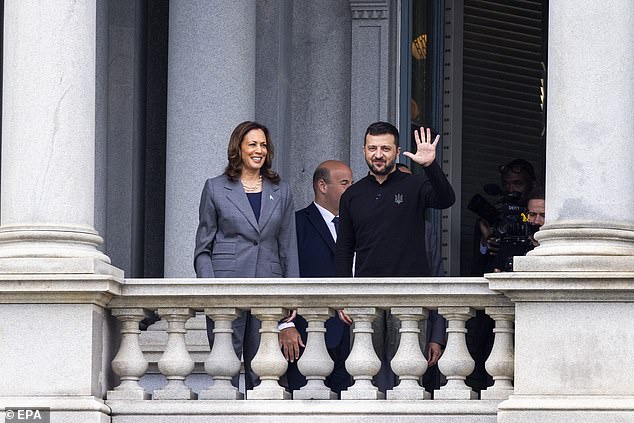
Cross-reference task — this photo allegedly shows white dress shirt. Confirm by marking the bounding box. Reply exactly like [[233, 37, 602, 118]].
[[313, 201, 338, 242]]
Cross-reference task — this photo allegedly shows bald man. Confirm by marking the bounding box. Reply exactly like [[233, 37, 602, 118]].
[[283, 160, 353, 396]]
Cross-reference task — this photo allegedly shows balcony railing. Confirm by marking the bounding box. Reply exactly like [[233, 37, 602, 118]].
[[105, 277, 513, 422]]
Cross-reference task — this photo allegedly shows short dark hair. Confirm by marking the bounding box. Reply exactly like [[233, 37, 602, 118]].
[[527, 186, 545, 202], [224, 121, 280, 183], [312, 164, 331, 193], [364, 121, 399, 145], [499, 158, 536, 181]]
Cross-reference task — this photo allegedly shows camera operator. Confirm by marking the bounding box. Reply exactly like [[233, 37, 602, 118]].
[[473, 159, 537, 275], [466, 158, 538, 394], [526, 187, 545, 247]]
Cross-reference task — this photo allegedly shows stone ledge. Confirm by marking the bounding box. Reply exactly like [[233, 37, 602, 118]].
[[0, 273, 123, 306], [109, 277, 511, 309], [487, 272, 634, 302], [106, 399, 501, 415], [0, 396, 110, 413], [498, 394, 634, 411]]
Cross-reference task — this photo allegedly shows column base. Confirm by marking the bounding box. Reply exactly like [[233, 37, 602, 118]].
[[514, 255, 634, 273], [522, 224, 634, 272], [498, 395, 634, 423], [0, 225, 110, 264]]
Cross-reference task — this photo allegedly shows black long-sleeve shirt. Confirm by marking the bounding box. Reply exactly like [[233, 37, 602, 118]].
[[335, 161, 455, 277]]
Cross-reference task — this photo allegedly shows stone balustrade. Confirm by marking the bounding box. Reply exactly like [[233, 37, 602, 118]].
[[106, 277, 513, 422]]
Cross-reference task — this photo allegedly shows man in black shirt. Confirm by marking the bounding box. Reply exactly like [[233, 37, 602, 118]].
[[335, 122, 455, 277], [334, 121, 455, 393]]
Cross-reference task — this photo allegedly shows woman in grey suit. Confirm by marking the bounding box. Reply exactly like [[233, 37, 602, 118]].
[[194, 120, 299, 389]]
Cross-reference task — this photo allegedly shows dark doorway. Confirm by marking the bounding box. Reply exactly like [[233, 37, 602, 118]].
[[460, 0, 548, 276]]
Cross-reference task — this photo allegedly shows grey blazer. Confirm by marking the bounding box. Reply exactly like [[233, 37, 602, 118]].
[[194, 174, 299, 278]]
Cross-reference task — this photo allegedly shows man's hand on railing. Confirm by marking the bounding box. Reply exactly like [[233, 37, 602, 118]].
[[337, 309, 353, 325], [427, 341, 443, 367], [283, 309, 298, 323], [279, 327, 305, 363]]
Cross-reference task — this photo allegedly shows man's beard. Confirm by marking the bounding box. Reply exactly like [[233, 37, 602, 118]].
[[366, 157, 396, 176]]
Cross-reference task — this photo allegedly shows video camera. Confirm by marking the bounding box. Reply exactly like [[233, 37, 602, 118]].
[[468, 184, 539, 272]]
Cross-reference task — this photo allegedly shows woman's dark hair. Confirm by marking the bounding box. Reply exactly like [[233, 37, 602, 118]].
[[224, 121, 280, 183]]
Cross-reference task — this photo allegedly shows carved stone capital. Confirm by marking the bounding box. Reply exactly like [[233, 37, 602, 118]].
[[350, 0, 388, 20]]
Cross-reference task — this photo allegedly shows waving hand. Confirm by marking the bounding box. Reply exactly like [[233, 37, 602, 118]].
[[403, 127, 439, 167]]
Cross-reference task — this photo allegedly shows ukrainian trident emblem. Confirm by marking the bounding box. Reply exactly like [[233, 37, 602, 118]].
[[394, 193, 404, 205]]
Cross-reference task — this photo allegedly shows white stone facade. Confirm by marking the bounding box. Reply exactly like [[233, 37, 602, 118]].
[[1, 1, 634, 422]]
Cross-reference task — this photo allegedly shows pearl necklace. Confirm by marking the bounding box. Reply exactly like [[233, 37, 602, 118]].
[[241, 175, 262, 192]]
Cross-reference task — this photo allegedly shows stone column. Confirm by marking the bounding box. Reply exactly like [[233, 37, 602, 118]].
[[490, 3, 634, 422], [348, 0, 390, 179], [0, 0, 107, 264], [289, 0, 351, 207], [163, 0, 256, 277], [0, 4, 121, 422], [514, 0, 634, 273]]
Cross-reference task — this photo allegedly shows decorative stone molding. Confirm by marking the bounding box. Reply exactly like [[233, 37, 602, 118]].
[[0, 225, 110, 263], [349, 1, 388, 20]]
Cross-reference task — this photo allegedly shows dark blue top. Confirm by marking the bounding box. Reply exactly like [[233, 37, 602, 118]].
[[246, 192, 262, 222]]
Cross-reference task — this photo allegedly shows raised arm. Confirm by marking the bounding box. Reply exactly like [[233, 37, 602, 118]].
[[404, 127, 455, 209]]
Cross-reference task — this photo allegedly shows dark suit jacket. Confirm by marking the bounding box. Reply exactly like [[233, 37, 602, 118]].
[[295, 202, 344, 348]]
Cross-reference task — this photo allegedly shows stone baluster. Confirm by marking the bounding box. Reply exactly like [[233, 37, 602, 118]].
[[435, 307, 477, 400], [248, 308, 290, 399], [387, 307, 430, 400], [199, 308, 243, 400], [294, 307, 336, 400], [153, 308, 196, 400], [481, 307, 515, 400], [341, 307, 383, 400], [107, 308, 151, 400]]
